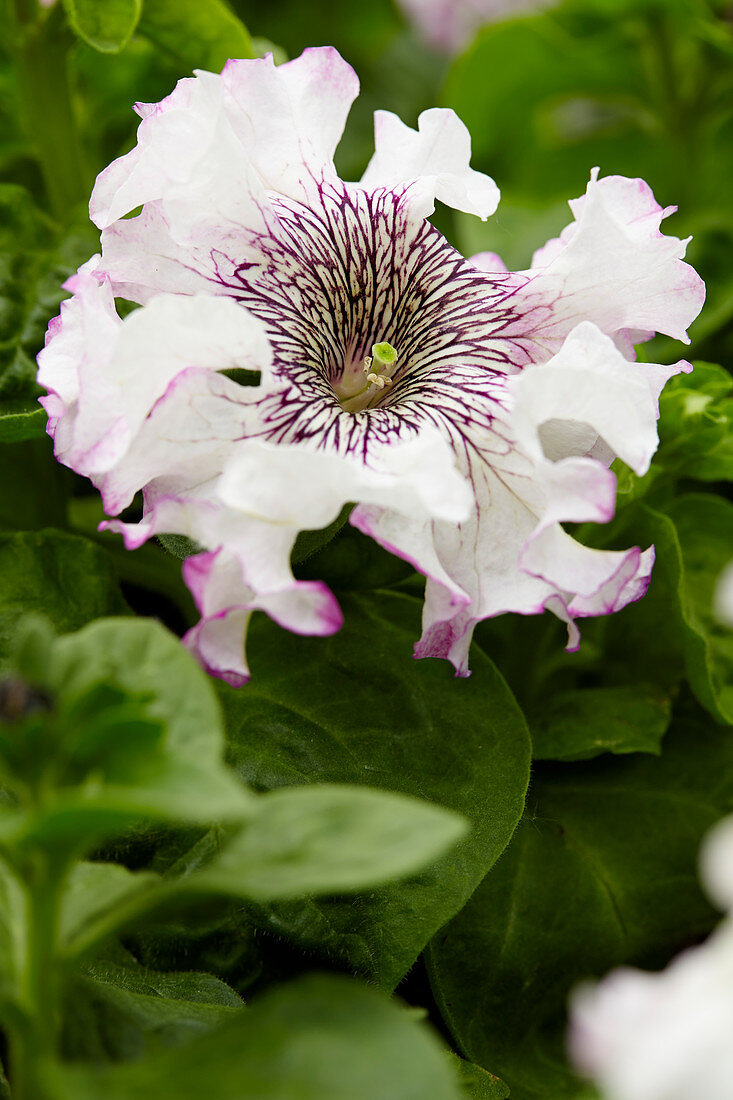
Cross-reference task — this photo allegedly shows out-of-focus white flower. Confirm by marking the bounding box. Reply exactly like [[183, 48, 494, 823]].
[[38, 48, 704, 685], [714, 561, 733, 628], [395, 0, 552, 53], [569, 815, 733, 1100]]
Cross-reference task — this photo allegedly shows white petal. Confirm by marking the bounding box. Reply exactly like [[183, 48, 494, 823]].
[[182, 547, 342, 686], [569, 924, 733, 1100], [90, 69, 268, 240], [510, 322, 688, 476], [525, 169, 705, 347], [221, 48, 359, 201], [701, 815, 733, 913], [217, 430, 473, 529], [37, 257, 117, 432], [713, 561, 733, 630], [96, 367, 265, 514], [360, 108, 499, 220], [41, 281, 272, 479]]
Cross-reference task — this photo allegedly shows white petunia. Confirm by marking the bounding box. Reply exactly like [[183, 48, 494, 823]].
[[395, 0, 553, 53], [38, 47, 704, 684], [569, 815, 733, 1100]]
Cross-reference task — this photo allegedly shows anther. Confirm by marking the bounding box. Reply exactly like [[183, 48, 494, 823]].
[[362, 341, 398, 386]]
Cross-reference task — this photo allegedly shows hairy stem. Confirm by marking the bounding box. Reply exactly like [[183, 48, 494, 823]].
[[14, 4, 89, 219]]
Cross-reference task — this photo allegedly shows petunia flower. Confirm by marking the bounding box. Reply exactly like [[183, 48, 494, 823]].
[[395, 0, 553, 54], [37, 47, 704, 686], [569, 815, 733, 1100]]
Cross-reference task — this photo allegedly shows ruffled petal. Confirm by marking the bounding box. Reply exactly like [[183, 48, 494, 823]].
[[182, 547, 343, 686], [383, 324, 674, 675], [360, 108, 499, 219], [221, 48, 359, 201], [525, 169, 706, 349], [40, 282, 272, 479], [90, 69, 268, 240], [510, 322, 690, 476], [217, 431, 473, 529], [37, 256, 118, 441]]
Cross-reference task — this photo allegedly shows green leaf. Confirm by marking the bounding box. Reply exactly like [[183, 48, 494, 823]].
[[0, 186, 97, 418], [48, 619, 219, 765], [531, 683, 671, 760], [61, 0, 142, 53], [451, 1056, 509, 1100], [55, 974, 464, 1100], [666, 493, 733, 721], [138, 0, 253, 73], [428, 713, 733, 1099], [194, 785, 468, 901], [655, 363, 733, 481], [46, 618, 255, 825], [600, 501, 733, 726], [219, 590, 530, 989], [0, 618, 254, 853], [59, 862, 160, 954], [0, 530, 126, 670], [0, 402, 45, 443], [62, 944, 242, 1062], [442, 14, 649, 195]]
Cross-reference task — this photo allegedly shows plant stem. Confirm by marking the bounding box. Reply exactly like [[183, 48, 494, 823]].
[[14, 5, 89, 219], [9, 854, 66, 1100]]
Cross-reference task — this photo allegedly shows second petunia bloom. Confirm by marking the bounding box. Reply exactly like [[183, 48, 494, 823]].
[[38, 47, 705, 685]]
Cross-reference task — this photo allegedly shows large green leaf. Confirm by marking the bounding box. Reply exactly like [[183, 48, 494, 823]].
[[56, 974, 464, 1100], [62, 0, 142, 53], [530, 683, 671, 761], [194, 784, 468, 900], [62, 944, 242, 1062], [220, 590, 530, 989], [47, 618, 255, 825], [428, 713, 733, 1099], [138, 0, 253, 72], [0, 530, 126, 669]]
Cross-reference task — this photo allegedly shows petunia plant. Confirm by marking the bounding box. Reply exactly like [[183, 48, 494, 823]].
[[0, 614, 468, 1099]]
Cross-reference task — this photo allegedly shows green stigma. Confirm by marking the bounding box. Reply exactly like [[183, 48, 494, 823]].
[[371, 341, 397, 367]]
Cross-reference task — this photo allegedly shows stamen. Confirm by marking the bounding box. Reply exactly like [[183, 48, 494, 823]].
[[338, 341, 399, 413], [362, 341, 398, 382]]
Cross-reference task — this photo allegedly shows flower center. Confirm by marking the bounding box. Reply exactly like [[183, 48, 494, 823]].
[[336, 341, 400, 414]]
